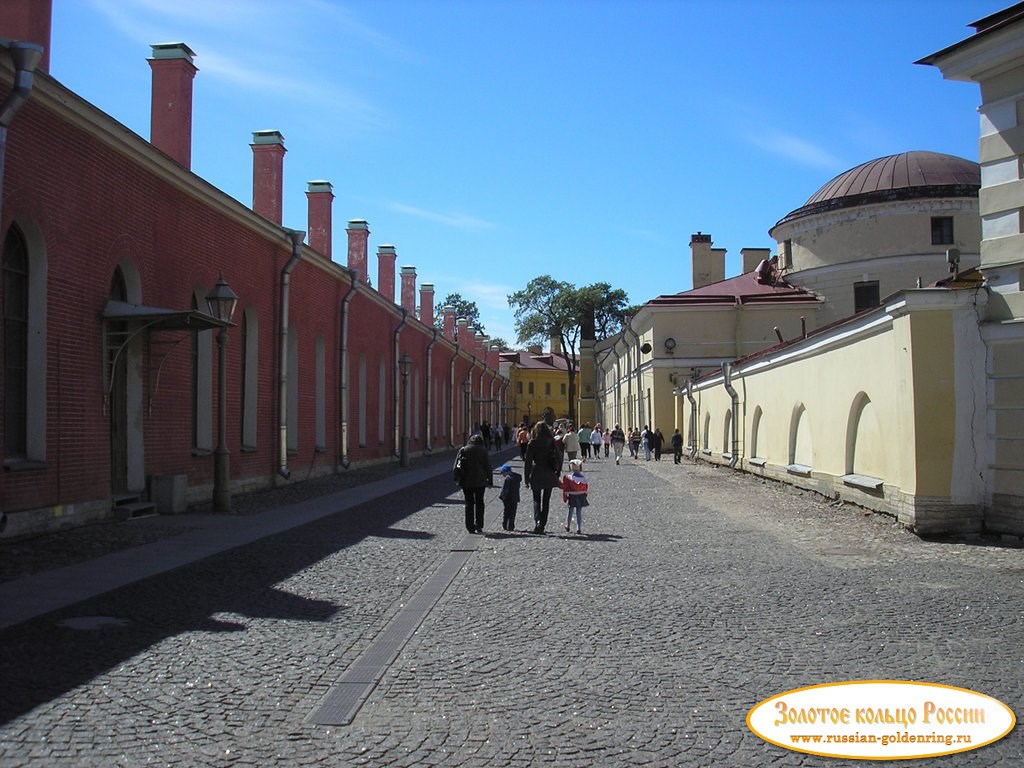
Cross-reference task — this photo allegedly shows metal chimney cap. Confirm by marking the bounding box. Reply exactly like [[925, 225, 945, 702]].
[[149, 42, 197, 62]]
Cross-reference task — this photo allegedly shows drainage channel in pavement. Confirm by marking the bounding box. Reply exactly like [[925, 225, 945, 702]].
[[306, 507, 496, 726]]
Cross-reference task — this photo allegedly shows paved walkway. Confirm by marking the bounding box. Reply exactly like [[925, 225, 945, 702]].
[[0, 451, 1022, 766]]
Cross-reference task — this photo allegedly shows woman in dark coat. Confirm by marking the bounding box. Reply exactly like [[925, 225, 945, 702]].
[[524, 420, 562, 534], [455, 434, 492, 533]]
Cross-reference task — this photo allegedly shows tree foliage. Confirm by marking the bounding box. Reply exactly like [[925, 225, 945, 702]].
[[433, 292, 483, 333], [507, 276, 631, 422]]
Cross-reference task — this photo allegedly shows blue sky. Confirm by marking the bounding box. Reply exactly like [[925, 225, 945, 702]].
[[49, 0, 1003, 347]]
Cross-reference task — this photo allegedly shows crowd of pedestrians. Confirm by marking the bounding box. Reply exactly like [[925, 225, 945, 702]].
[[453, 416, 679, 537]]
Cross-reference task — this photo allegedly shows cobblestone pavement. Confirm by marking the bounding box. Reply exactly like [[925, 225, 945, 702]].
[[0, 451, 1022, 766]]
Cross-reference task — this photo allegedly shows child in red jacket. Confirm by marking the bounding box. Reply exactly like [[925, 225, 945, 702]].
[[559, 459, 589, 535]]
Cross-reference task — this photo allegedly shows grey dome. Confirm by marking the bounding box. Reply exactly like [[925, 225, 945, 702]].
[[774, 151, 979, 229]]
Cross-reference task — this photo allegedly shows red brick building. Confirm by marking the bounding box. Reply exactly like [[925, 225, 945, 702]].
[[0, 1, 506, 537]]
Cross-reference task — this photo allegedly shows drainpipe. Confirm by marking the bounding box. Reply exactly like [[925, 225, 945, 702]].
[[392, 308, 408, 458], [722, 362, 739, 467], [337, 269, 358, 469], [0, 41, 44, 227], [449, 349, 458, 447], [684, 379, 698, 459], [424, 329, 439, 452], [278, 228, 305, 479]]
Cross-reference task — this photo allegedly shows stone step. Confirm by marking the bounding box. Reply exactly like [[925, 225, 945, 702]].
[[113, 501, 157, 521]]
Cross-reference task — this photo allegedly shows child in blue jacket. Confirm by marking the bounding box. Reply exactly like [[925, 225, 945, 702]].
[[498, 463, 522, 531]]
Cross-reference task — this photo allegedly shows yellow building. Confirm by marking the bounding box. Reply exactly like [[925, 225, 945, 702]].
[[500, 342, 578, 427], [588, 5, 1024, 537], [920, 2, 1024, 533], [595, 235, 822, 435]]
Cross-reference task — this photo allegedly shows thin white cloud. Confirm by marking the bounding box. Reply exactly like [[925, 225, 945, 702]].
[[386, 202, 494, 230], [87, 0, 390, 131], [744, 129, 844, 170]]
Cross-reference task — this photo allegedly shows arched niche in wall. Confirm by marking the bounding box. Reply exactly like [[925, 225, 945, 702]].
[[846, 392, 885, 479]]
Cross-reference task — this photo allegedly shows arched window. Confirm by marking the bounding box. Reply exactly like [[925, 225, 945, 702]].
[[192, 289, 213, 452], [358, 352, 367, 447], [790, 403, 813, 468], [315, 335, 326, 451], [241, 306, 258, 450], [3, 226, 28, 458], [750, 406, 765, 460], [287, 325, 298, 454], [3, 223, 47, 465]]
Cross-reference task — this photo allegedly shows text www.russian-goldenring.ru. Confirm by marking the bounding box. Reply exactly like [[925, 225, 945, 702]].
[[789, 732, 972, 748]]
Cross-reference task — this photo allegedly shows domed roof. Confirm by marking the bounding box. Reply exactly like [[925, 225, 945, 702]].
[[773, 151, 979, 230]]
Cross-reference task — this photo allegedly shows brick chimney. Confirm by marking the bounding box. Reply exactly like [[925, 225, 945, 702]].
[[376, 245, 397, 302], [456, 317, 469, 346], [251, 130, 286, 225], [0, 0, 52, 73], [741, 247, 770, 275], [149, 43, 197, 168], [400, 266, 417, 313], [419, 283, 435, 327], [306, 181, 333, 259], [443, 306, 456, 340], [691, 232, 725, 289], [346, 220, 370, 283]]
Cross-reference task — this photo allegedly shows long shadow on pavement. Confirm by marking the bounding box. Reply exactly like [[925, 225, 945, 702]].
[[0, 472, 457, 726]]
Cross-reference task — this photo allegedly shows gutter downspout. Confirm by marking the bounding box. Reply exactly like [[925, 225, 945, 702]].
[[685, 379, 698, 460], [468, 355, 478, 433], [392, 308, 409, 459], [424, 328, 439, 452], [278, 228, 306, 479], [449, 349, 458, 447], [0, 41, 44, 229], [722, 362, 739, 467], [337, 270, 358, 469]]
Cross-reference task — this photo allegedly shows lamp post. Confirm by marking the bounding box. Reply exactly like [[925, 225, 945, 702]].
[[463, 377, 472, 445], [206, 274, 238, 512], [398, 353, 412, 467]]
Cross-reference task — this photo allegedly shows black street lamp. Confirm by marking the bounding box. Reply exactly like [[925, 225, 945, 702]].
[[398, 353, 412, 467], [206, 274, 238, 512]]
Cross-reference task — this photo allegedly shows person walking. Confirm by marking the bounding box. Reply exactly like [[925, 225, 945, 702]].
[[629, 427, 641, 459], [603, 427, 611, 457], [453, 434, 492, 534], [589, 422, 602, 459], [517, 424, 530, 460], [653, 428, 665, 461], [671, 428, 683, 464], [498, 463, 522, 532], [564, 425, 580, 462], [611, 424, 626, 465], [560, 458, 589, 535], [641, 425, 652, 461], [524, 420, 561, 534], [578, 423, 592, 460]]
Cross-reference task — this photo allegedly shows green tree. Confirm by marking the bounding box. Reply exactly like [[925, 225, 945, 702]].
[[508, 276, 631, 423], [434, 292, 483, 334]]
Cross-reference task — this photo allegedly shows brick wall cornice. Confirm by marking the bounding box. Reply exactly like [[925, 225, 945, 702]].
[[7, 64, 286, 248]]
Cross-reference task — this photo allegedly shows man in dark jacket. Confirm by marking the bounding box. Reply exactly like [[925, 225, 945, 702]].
[[524, 421, 562, 534], [454, 434, 492, 533]]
